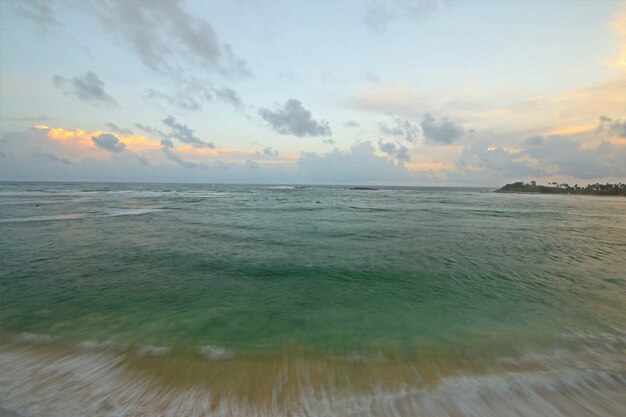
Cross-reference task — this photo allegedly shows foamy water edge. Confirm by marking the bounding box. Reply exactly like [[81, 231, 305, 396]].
[[1, 339, 625, 417]]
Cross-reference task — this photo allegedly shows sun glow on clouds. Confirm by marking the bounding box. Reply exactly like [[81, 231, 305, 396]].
[[404, 160, 454, 172], [31, 125, 299, 166], [609, 6, 626, 68], [35, 125, 160, 155], [542, 124, 595, 137]]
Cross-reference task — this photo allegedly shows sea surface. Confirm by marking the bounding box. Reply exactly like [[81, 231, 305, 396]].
[[0, 182, 625, 416]]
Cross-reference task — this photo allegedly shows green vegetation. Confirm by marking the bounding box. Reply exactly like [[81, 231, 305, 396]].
[[496, 181, 626, 196]]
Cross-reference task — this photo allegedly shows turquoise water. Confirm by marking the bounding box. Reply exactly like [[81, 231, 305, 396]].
[[1, 183, 625, 416]]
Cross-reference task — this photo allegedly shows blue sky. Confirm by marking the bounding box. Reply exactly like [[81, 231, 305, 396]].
[[1, 0, 625, 185]]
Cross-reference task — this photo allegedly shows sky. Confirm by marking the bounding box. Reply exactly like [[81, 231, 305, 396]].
[[0, 0, 625, 186]]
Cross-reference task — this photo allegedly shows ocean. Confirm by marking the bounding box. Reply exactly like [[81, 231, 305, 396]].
[[1, 182, 625, 416]]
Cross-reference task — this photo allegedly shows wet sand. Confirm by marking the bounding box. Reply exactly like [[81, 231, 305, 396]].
[[1, 339, 625, 417]]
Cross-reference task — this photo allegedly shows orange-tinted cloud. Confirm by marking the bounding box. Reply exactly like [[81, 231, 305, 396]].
[[32, 125, 298, 165], [542, 124, 595, 136], [405, 160, 455, 172], [35, 125, 160, 156]]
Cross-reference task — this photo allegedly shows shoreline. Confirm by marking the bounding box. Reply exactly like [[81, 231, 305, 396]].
[[2, 331, 625, 417], [494, 190, 626, 197], [495, 181, 625, 197]]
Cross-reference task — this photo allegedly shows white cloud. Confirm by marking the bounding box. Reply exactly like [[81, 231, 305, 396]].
[[298, 141, 410, 183]]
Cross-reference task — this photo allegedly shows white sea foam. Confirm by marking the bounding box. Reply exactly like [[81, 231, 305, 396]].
[[77, 339, 118, 351], [183, 191, 231, 197], [199, 345, 233, 359], [0, 213, 87, 223], [136, 345, 171, 357], [1, 345, 624, 417], [0, 208, 162, 223], [105, 208, 161, 217], [11, 333, 56, 344]]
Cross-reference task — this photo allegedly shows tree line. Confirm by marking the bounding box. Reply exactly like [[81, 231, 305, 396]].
[[496, 181, 626, 196]]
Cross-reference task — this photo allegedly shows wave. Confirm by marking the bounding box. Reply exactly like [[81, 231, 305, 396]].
[[136, 345, 171, 357], [199, 345, 233, 359], [9, 332, 57, 344], [0, 208, 161, 223], [1, 340, 624, 417], [105, 208, 161, 217], [78, 339, 115, 350], [0, 189, 231, 199], [0, 213, 87, 223]]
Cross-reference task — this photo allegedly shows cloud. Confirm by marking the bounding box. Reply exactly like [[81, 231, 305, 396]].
[[377, 139, 410, 162], [2, 125, 159, 173], [299, 141, 410, 183], [523, 135, 626, 179], [263, 147, 279, 156], [162, 116, 214, 148], [20, 1, 251, 115], [379, 115, 421, 142], [420, 113, 465, 144], [523, 136, 544, 146], [377, 111, 466, 149], [52, 71, 116, 105], [1, 126, 293, 182], [458, 143, 543, 178], [457, 133, 626, 182], [6, 122, 623, 185], [246, 160, 260, 170], [26, 125, 161, 158], [344, 120, 360, 128], [161, 146, 201, 169], [92, 133, 126, 153], [134, 154, 149, 165], [105, 122, 132, 135], [146, 89, 203, 112], [80, 0, 250, 78], [598, 116, 626, 137], [134, 123, 170, 141], [259, 99, 331, 137], [0, 127, 215, 181], [13, 0, 61, 35], [323, 138, 336, 145], [145, 84, 243, 112], [32, 149, 73, 165], [156, 135, 206, 169], [161, 138, 175, 148], [363, 0, 440, 33], [215, 87, 243, 108]]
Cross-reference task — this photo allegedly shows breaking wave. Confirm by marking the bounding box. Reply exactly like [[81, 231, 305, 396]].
[[1, 335, 624, 417]]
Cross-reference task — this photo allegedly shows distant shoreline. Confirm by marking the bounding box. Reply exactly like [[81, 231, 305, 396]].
[[494, 190, 625, 198], [495, 181, 626, 197]]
